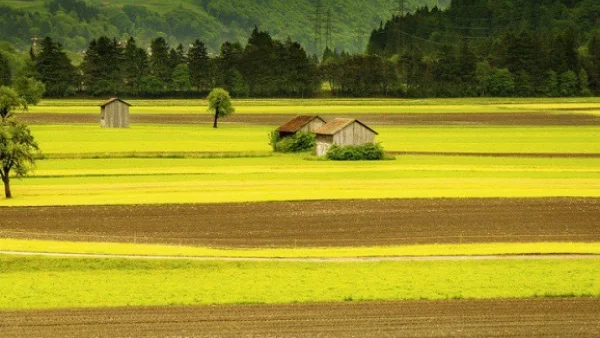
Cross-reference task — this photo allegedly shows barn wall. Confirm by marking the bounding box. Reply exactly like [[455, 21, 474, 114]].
[[102, 102, 130, 128], [332, 123, 375, 146], [316, 134, 333, 157], [353, 123, 375, 144], [104, 105, 112, 128], [100, 107, 106, 128], [331, 123, 375, 146], [299, 119, 326, 133]]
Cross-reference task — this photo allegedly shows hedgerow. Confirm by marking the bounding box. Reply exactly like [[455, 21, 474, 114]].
[[326, 143, 385, 161], [269, 131, 316, 153]]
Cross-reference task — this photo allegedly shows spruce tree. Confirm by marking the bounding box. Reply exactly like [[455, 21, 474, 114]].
[[123, 37, 149, 94], [34, 37, 75, 97], [187, 40, 209, 91], [81, 36, 124, 95], [150, 37, 171, 88], [176, 44, 187, 64], [588, 33, 600, 93], [459, 41, 477, 84]]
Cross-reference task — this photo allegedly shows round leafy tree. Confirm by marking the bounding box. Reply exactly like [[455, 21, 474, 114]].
[[207, 88, 235, 128]]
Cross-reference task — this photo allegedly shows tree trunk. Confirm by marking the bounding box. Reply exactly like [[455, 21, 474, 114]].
[[2, 175, 11, 199], [213, 107, 219, 128]]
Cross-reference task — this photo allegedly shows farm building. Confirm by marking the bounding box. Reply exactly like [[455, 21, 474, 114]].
[[100, 98, 131, 128], [276, 115, 327, 138], [315, 118, 378, 157]]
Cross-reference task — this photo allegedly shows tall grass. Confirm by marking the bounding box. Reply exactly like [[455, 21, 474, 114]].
[[1, 255, 598, 309]]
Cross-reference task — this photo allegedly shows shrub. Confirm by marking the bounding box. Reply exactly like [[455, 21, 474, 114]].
[[326, 143, 385, 161], [269, 132, 316, 153], [268, 130, 280, 151]]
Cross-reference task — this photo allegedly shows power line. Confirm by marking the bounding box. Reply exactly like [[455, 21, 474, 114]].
[[395, 0, 406, 17], [325, 7, 333, 50], [313, 0, 324, 55]]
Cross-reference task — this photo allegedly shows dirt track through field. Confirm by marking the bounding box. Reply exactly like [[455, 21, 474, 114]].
[[1, 299, 598, 337], [22, 112, 600, 125], [2, 198, 598, 247]]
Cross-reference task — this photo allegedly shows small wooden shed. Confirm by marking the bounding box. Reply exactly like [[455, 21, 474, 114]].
[[100, 98, 131, 128], [315, 118, 378, 157], [276, 115, 327, 138]]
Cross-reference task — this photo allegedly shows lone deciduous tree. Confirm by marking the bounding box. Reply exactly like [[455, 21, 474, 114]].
[[207, 88, 235, 128], [0, 117, 39, 198]]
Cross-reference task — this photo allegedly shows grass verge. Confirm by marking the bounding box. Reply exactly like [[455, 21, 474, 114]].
[[0, 255, 598, 309], [3, 155, 600, 206], [1, 239, 599, 258]]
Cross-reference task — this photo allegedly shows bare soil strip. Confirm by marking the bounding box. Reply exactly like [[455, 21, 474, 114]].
[[21, 112, 600, 125], [1, 299, 598, 337], [2, 251, 597, 262], [2, 198, 598, 247]]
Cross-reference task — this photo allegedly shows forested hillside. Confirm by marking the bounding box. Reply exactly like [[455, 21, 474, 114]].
[[0, 0, 448, 54], [353, 0, 600, 96], [2, 0, 599, 98]]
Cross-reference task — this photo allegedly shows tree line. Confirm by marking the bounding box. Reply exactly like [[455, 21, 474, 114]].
[[355, 0, 600, 97], [2, 0, 600, 98], [12, 28, 320, 98]]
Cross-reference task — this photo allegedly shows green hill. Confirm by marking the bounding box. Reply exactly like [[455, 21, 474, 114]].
[[0, 0, 449, 54]]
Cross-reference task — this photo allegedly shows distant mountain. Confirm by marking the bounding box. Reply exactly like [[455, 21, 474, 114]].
[[0, 0, 449, 54]]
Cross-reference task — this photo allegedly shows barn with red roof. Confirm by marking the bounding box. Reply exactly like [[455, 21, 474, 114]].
[[276, 115, 327, 138]]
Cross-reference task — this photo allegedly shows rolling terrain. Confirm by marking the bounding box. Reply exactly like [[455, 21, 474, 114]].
[[1, 97, 599, 336], [0, 0, 448, 53]]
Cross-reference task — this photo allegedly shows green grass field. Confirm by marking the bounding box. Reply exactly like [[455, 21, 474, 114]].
[[2, 98, 599, 311], [2, 239, 599, 258], [26, 97, 600, 115], [0, 118, 594, 206], [29, 124, 600, 155], [1, 255, 598, 309], [3, 155, 599, 206]]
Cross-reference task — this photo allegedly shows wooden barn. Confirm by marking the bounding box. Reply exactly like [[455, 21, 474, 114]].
[[315, 118, 378, 156], [100, 98, 131, 128], [276, 115, 326, 138]]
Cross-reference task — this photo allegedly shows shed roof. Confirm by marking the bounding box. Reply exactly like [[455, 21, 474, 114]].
[[276, 115, 326, 133], [315, 118, 378, 136], [100, 98, 132, 108]]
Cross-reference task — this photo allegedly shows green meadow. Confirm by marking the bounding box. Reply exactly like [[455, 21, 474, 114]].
[[0, 108, 596, 206], [1, 255, 598, 309], [3, 155, 600, 206], [27, 97, 600, 115], [29, 124, 600, 155], [1, 98, 599, 312]]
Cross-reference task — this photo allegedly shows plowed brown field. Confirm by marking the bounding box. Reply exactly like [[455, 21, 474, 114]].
[[21, 112, 600, 125], [2, 198, 598, 247], [1, 299, 598, 337]]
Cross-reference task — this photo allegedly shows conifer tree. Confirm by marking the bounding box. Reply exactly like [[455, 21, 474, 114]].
[[33, 37, 75, 97], [187, 40, 210, 91]]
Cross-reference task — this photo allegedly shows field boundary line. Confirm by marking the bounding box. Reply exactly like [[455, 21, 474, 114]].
[[1, 251, 599, 262], [32, 151, 600, 160], [391, 151, 600, 158]]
